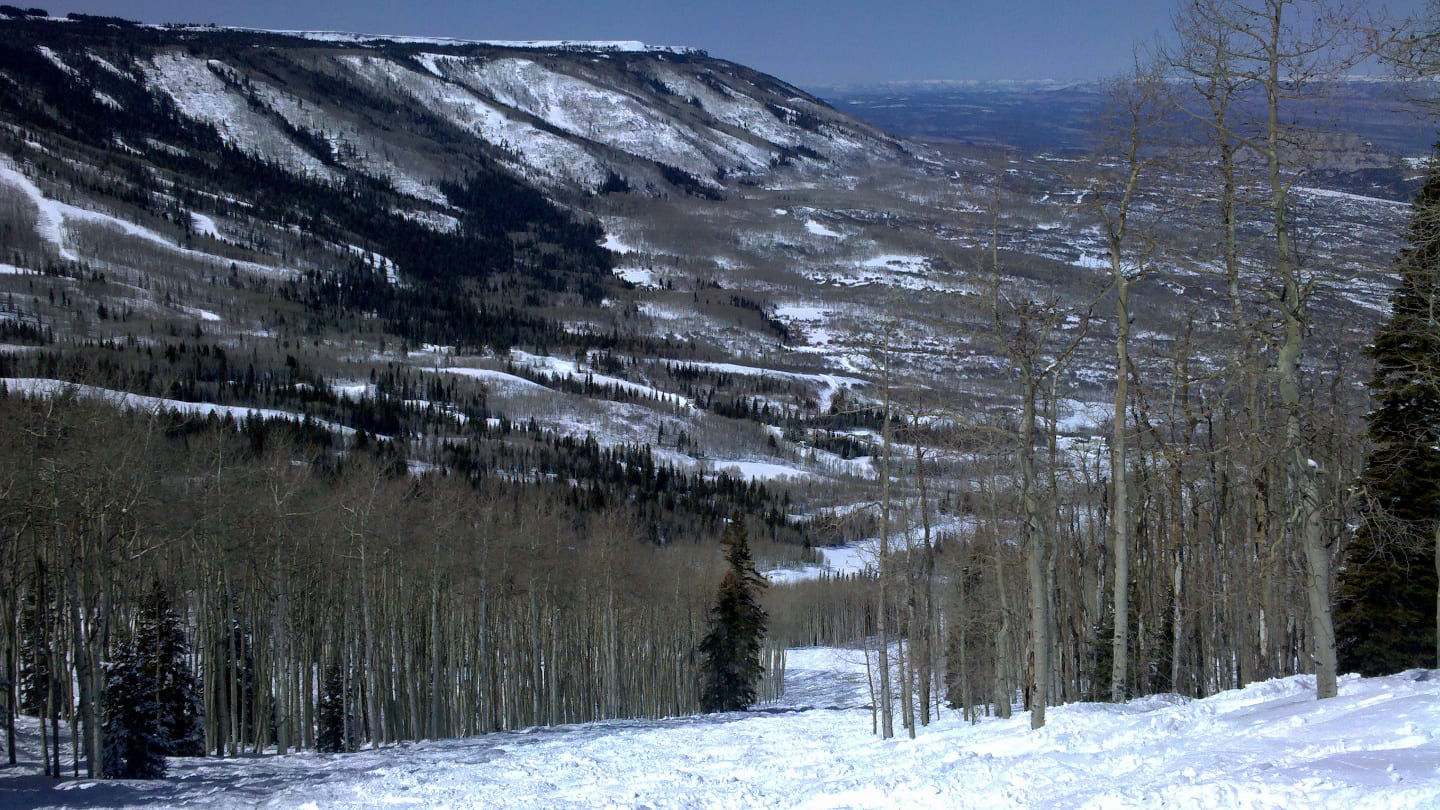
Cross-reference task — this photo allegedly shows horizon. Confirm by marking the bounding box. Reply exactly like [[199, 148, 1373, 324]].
[[39, 0, 1430, 88]]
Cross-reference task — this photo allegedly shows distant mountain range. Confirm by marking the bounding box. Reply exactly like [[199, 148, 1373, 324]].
[[817, 78, 1437, 158]]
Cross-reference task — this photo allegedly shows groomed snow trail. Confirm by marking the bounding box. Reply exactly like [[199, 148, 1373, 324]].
[[3, 651, 1438, 808]]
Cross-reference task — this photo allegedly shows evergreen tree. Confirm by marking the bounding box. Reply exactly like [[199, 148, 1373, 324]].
[[102, 642, 167, 779], [699, 515, 768, 713], [17, 563, 53, 716], [316, 662, 351, 753], [1335, 147, 1440, 676], [134, 583, 204, 756]]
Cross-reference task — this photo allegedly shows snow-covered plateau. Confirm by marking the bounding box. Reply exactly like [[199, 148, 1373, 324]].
[[4, 649, 1438, 809]]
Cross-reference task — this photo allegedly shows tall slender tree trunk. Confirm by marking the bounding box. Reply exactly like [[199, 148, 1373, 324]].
[[1261, 4, 1336, 699], [1021, 379, 1049, 729], [914, 435, 935, 727], [876, 353, 895, 740], [1110, 272, 1132, 703]]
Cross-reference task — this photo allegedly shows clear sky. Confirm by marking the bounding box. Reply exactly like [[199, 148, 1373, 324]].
[[43, 1, 1432, 88]]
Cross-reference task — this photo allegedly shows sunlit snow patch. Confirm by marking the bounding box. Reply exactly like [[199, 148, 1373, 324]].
[[804, 219, 843, 238], [614, 266, 661, 288], [601, 233, 638, 254], [190, 211, 222, 239]]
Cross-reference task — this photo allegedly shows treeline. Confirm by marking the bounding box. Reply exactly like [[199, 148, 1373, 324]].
[[0, 389, 783, 775]]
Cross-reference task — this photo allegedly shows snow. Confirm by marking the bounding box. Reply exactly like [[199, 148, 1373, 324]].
[[710, 459, 814, 481], [330, 381, 376, 399], [142, 54, 341, 185], [0, 262, 38, 275], [338, 55, 610, 192], [511, 350, 694, 410], [1053, 397, 1112, 435], [211, 28, 699, 54], [614, 266, 660, 287], [189, 212, 221, 239], [35, 45, 76, 77], [764, 541, 874, 584], [600, 232, 638, 254], [804, 219, 844, 238], [660, 358, 863, 413], [424, 366, 548, 392], [6, 650, 1437, 809], [1295, 185, 1408, 209], [179, 305, 222, 322], [0, 157, 76, 261], [0, 156, 294, 278], [1, 378, 358, 437], [449, 57, 750, 182]]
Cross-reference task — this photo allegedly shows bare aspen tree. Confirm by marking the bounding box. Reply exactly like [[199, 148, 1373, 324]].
[[875, 327, 898, 740], [1170, 0, 1378, 699], [1086, 57, 1167, 703], [988, 284, 1090, 728]]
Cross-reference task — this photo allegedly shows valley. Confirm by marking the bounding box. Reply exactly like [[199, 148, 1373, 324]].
[[0, 6, 1436, 802]]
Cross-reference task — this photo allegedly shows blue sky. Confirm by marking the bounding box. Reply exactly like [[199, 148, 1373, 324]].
[[46, 1, 1431, 87]]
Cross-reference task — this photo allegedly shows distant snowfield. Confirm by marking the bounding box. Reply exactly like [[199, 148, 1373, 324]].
[[426, 365, 548, 392], [0, 156, 294, 278], [1, 378, 358, 437], [804, 219, 844, 238], [210, 29, 698, 54], [511, 349, 694, 410], [4, 650, 1438, 809]]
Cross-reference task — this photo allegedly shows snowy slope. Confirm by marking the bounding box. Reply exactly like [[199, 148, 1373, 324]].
[[110, 30, 897, 200], [141, 53, 340, 185], [425, 55, 768, 182], [4, 651, 1437, 809], [340, 54, 613, 191], [0, 156, 294, 278], [1, 378, 360, 437]]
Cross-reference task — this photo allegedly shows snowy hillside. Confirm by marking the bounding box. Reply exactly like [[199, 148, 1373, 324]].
[[44, 22, 898, 198], [5, 649, 1438, 809]]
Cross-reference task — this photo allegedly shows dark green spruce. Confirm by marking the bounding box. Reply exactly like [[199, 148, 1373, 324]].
[[134, 583, 205, 757], [699, 516, 769, 713], [316, 662, 352, 753], [1335, 146, 1440, 676], [101, 643, 167, 779]]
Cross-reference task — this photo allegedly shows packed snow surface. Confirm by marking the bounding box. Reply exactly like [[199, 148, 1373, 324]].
[[5, 650, 1438, 809]]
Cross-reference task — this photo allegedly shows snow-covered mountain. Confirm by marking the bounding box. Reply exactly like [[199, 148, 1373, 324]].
[[17, 18, 902, 200], [0, 11, 1413, 505]]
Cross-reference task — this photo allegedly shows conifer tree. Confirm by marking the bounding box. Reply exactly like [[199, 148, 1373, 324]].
[[1335, 147, 1440, 675], [102, 642, 167, 779], [17, 566, 52, 716], [134, 583, 204, 756], [699, 515, 768, 713], [317, 662, 351, 753]]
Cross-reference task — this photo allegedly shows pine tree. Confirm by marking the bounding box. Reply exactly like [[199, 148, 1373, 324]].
[[102, 643, 167, 779], [699, 515, 768, 713], [317, 662, 350, 753], [1335, 147, 1440, 676], [134, 583, 204, 756], [18, 560, 54, 716]]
